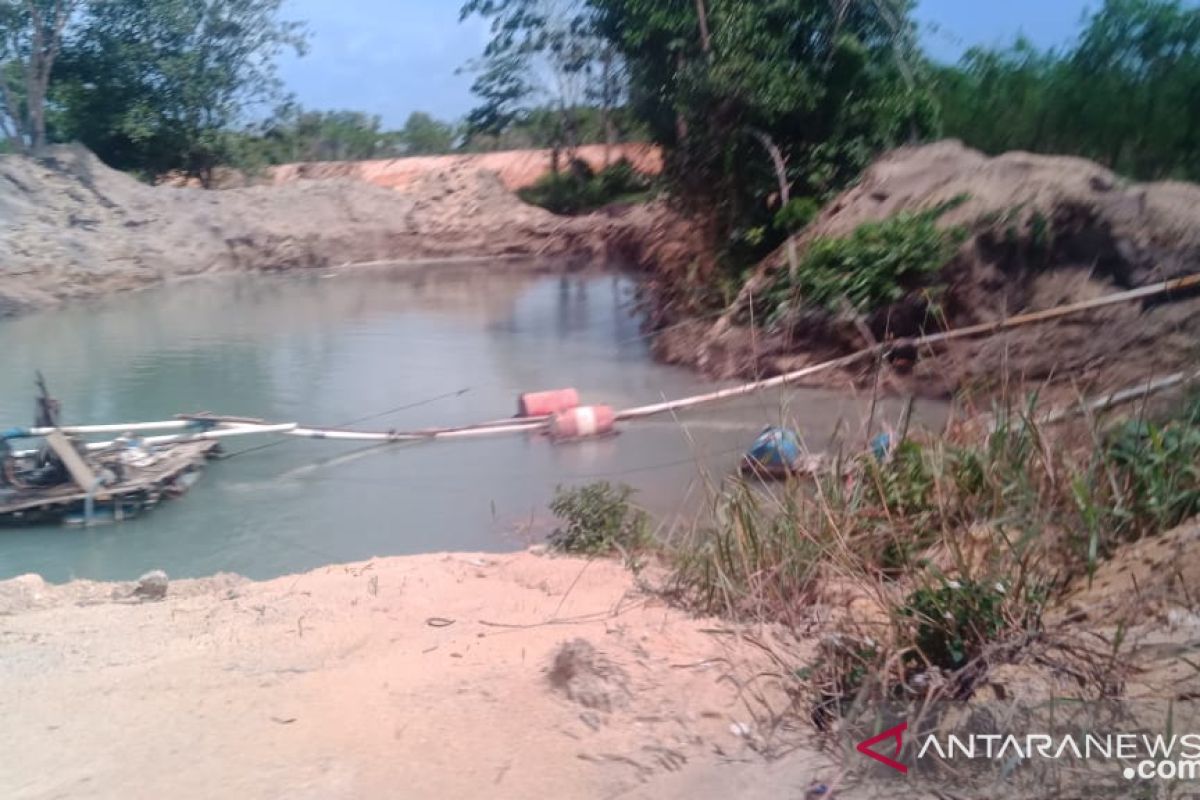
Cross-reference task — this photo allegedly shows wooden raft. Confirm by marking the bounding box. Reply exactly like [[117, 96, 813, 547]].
[[0, 440, 219, 518]]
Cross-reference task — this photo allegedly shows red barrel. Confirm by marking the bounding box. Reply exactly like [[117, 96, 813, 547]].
[[550, 405, 616, 440], [518, 388, 580, 418]]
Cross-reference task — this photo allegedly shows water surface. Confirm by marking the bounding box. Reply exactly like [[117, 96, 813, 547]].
[[0, 265, 944, 582]]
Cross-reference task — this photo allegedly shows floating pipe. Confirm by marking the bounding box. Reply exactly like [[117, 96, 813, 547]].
[[20, 420, 206, 438], [10, 423, 299, 458]]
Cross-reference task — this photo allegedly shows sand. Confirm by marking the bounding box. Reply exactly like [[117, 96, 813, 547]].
[[0, 551, 836, 800]]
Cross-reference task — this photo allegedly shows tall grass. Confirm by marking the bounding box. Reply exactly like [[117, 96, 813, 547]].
[[666, 388, 1200, 705]]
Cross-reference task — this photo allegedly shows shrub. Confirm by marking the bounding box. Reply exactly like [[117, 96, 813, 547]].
[[518, 158, 653, 215], [761, 198, 968, 322], [548, 481, 649, 555], [902, 578, 1042, 670], [774, 197, 820, 233], [1102, 402, 1200, 539]]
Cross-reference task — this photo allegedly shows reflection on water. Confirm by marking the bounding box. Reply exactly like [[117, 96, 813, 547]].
[[0, 265, 946, 583]]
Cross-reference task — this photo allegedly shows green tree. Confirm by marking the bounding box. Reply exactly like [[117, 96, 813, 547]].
[[460, 0, 615, 166], [586, 0, 937, 268], [51, 0, 306, 182], [397, 111, 457, 155], [246, 105, 396, 163], [0, 0, 82, 152], [935, 0, 1200, 180]]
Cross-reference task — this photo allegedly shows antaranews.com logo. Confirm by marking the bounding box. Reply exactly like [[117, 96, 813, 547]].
[[856, 721, 1200, 782]]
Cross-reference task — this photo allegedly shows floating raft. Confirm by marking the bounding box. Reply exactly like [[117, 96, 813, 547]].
[[0, 440, 219, 526]]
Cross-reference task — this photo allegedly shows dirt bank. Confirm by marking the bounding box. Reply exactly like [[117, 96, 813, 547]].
[[0, 145, 674, 317], [262, 143, 663, 192], [662, 141, 1200, 398], [0, 551, 838, 800]]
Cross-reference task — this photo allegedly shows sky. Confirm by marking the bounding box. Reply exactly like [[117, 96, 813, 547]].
[[275, 0, 1097, 130]]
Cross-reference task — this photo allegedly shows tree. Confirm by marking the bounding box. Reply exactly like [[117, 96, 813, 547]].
[[397, 111, 457, 155], [51, 0, 306, 182], [246, 105, 396, 163], [460, 0, 615, 166], [934, 0, 1200, 180], [0, 0, 82, 152], [585, 0, 937, 266]]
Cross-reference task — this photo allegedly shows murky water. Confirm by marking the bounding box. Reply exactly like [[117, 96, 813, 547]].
[[0, 264, 945, 582]]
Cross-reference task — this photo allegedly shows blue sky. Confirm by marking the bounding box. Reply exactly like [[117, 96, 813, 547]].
[[276, 0, 1096, 129]]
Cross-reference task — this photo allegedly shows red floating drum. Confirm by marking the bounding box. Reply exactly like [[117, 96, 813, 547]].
[[550, 406, 616, 441], [517, 388, 580, 418]]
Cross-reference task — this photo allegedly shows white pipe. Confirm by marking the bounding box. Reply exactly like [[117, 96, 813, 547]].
[[618, 272, 1200, 421], [10, 424, 298, 457], [27, 420, 199, 437], [287, 419, 547, 442], [140, 424, 298, 445]]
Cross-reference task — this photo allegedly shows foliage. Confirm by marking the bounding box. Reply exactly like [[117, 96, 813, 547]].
[[935, 0, 1200, 181], [548, 481, 649, 555], [1101, 399, 1200, 540], [902, 578, 1041, 670], [518, 157, 652, 214], [0, 0, 81, 152], [49, 0, 306, 182], [672, 391, 1198, 685], [586, 0, 938, 273], [396, 111, 458, 155], [761, 201, 967, 321], [235, 105, 399, 166], [773, 197, 819, 234], [459, 0, 630, 159]]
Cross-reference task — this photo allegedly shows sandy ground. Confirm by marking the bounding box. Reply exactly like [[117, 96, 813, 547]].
[[0, 552, 837, 800], [262, 143, 663, 192]]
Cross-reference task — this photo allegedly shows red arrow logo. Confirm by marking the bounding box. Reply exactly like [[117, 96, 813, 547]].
[[856, 721, 908, 774]]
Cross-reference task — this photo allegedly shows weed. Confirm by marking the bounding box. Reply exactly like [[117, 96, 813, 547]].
[[761, 201, 968, 322], [902, 577, 1043, 670], [548, 481, 649, 556]]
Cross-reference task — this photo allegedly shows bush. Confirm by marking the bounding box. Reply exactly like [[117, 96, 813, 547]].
[[1102, 400, 1200, 539], [761, 198, 968, 321], [518, 158, 653, 215], [902, 578, 1041, 670], [774, 197, 820, 233], [548, 482, 649, 555]]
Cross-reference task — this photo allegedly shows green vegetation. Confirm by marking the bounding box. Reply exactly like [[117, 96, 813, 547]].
[[761, 203, 967, 322], [666, 391, 1200, 707], [935, 0, 1200, 181], [1095, 393, 1200, 545], [518, 158, 653, 214], [47, 0, 307, 184], [548, 481, 649, 556], [903, 577, 1041, 670]]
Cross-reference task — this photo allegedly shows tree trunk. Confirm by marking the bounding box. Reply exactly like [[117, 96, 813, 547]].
[[694, 0, 712, 57], [748, 128, 798, 278]]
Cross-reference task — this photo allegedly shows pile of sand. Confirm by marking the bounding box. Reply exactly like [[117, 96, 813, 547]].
[[663, 141, 1200, 397], [260, 143, 663, 192], [0, 145, 664, 316]]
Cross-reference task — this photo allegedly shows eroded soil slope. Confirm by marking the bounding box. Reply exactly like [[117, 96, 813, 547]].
[[662, 141, 1200, 397], [0, 145, 667, 316]]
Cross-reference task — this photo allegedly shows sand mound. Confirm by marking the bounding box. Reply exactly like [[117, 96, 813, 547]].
[[260, 143, 663, 192], [0, 145, 663, 316], [670, 140, 1200, 396]]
